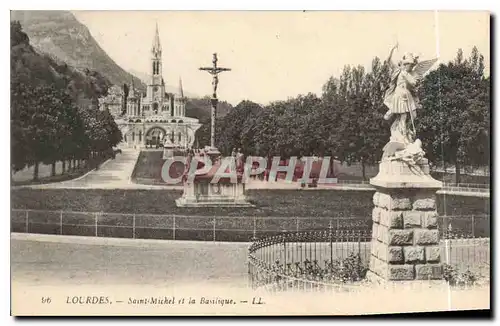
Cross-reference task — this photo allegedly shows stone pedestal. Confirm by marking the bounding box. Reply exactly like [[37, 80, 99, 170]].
[[175, 147, 254, 208], [368, 158, 443, 282], [175, 180, 253, 207]]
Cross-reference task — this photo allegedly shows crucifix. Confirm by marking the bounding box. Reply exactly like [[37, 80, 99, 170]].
[[199, 53, 231, 149]]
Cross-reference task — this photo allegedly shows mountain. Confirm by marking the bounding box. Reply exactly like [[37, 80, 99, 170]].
[[186, 97, 233, 121], [10, 10, 145, 91], [11, 20, 111, 108], [10, 10, 233, 121]]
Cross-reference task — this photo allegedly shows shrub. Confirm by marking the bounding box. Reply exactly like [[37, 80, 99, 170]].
[[443, 264, 479, 287]]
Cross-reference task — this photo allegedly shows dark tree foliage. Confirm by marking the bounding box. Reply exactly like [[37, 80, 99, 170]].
[[11, 21, 120, 179]]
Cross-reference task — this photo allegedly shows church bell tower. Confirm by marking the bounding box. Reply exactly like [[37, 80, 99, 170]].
[[150, 22, 164, 104], [151, 22, 162, 85]]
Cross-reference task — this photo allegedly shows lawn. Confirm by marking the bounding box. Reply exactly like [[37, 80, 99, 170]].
[[11, 188, 490, 218], [335, 162, 490, 184], [11, 188, 490, 241], [131, 156, 491, 186]]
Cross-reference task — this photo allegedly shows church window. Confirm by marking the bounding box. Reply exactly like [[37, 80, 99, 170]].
[[139, 131, 142, 141], [132, 132, 135, 141], [178, 132, 181, 142]]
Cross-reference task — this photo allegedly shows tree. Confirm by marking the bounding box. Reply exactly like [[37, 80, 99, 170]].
[[10, 21, 114, 179], [217, 100, 263, 154], [321, 61, 390, 180], [418, 47, 490, 184]]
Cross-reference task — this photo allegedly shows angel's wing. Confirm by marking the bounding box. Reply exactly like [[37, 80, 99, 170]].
[[411, 58, 438, 79]]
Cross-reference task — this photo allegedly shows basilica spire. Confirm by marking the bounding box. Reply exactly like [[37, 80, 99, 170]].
[[152, 22, 162, 53], [178, 77, 184, 98]]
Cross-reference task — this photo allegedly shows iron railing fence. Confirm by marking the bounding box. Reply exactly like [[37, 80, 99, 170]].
[[11, 209, 490, 241], [247, 214, 490, 291], [11, 208, 374, 242], [334, 179, 490, 192], [11, 208, 489, 290], [248, 229, 372, 291]]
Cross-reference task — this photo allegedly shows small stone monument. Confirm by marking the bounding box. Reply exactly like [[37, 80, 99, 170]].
[[176, 54, 252, 207], [367, 45, 442, 282]]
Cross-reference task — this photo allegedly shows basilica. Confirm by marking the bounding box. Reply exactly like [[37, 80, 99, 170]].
[[99, 24, 201, 149]]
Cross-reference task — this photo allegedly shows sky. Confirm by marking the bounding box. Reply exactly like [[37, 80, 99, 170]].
[[73, 11, 490, 106]]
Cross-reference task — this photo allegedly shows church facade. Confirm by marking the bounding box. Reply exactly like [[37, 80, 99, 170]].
[[99, 24, 201, 149]]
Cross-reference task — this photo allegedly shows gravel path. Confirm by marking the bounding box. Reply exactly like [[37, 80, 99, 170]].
[[11, 234, 249, 288]]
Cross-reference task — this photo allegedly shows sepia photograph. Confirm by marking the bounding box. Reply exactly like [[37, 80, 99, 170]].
[[9, 9, 491, 316]]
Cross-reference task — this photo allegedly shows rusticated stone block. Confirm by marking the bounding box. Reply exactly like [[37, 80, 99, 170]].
[[403, 211, 422, 228], [422, 211, 438, 229], [379, 210, 403, 228], [370, 255, 379, 275], [373, 192, 380, 206], [377, 242, 387, 262], [377, 224, 388, 243], [378, 261, 388, 278], [369, 255, 376, 270], [388, 230, 413, 245], [404, 246, 425, 263], [415, 264, 443, 280], [378, 192, 412, 210], [413, 194, 436, 211], [414, 229, 439, 245], [371, 223, 379, 241], [372, 207, 381, 223], [389, 211, 404, 228], [388, 265, 415, 280], [388, 246, 404, 264], [370, 241, 378, 259], [375, 257, 388, 278], [425, 246, 441, 263], [390, 196, 412, 210], [377, 192, 391, 209]]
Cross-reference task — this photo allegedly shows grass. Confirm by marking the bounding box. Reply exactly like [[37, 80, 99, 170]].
[[11, 188, 490, 217], [131, 156, 491, 186], [11, 156, 112, 186], [335, 162, 490, 184], [11, 169, 90, 186]]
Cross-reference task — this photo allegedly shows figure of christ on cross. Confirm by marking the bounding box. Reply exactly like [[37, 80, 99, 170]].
[[199, 53, 231, 149]]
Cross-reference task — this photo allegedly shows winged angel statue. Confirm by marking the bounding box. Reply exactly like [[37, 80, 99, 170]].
[[381, 43, 438, 164]]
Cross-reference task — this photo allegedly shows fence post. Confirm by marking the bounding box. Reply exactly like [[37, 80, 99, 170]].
[[25, 210, 29, 233], [172, 215, 175, 240], [132, 213, 136, 239], [94, 212, 98, 237], [253, 216, 257, 240], [283, 235, 287, 268], [213, 216, 216, 242], [471, 215, 475, 238], [60, 210, 63, 235], [329, 221, 333, 264]]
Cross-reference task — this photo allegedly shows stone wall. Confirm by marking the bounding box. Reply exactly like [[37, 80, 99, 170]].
[[369, 188, 443, 281]]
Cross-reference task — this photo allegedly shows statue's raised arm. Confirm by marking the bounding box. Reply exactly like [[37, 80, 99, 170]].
[[386, 42, 399, 70]]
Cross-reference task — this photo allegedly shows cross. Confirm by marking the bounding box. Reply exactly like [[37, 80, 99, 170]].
[[199, 53, 231, 149]]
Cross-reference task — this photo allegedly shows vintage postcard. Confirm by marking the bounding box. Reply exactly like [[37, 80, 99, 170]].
[[10, 10, 490, 316]]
